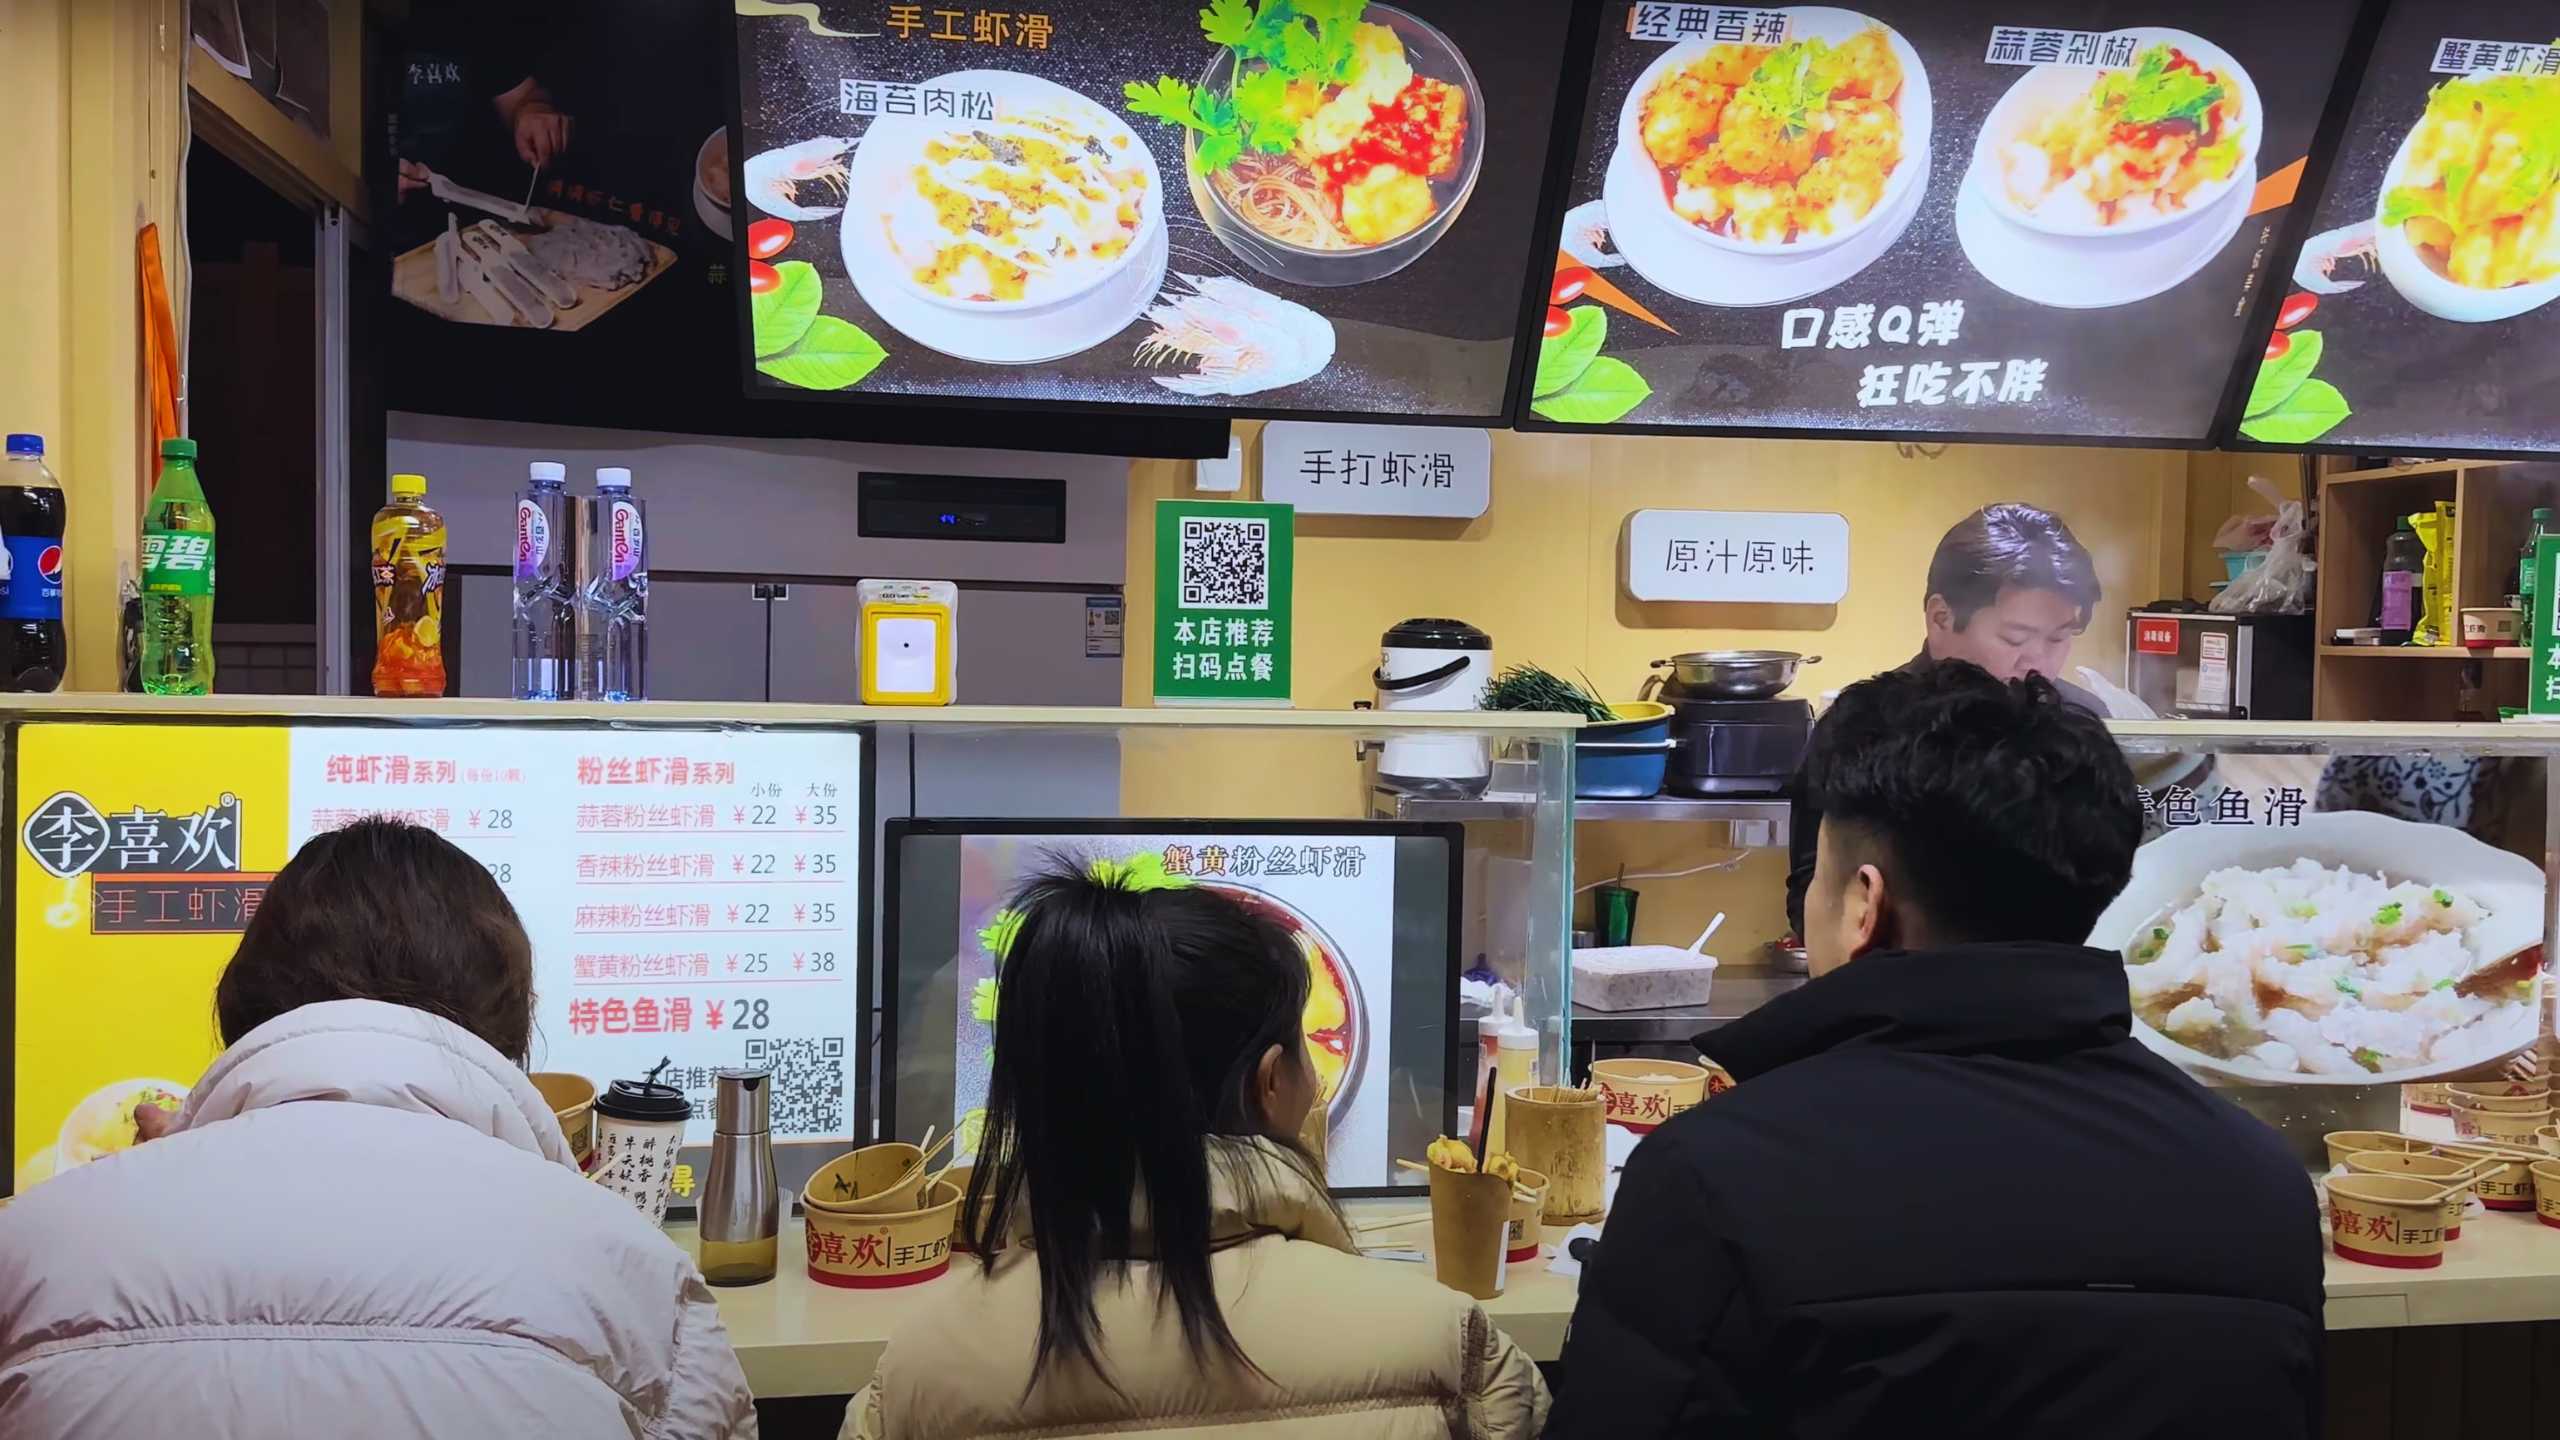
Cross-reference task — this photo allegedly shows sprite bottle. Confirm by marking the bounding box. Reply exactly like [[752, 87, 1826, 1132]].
[[139, 437, 215, 695]]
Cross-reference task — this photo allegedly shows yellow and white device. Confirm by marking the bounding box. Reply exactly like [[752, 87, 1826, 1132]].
[[856, 579, 957, 706]]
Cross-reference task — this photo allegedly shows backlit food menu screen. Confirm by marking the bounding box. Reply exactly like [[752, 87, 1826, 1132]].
[[1520, 3, 2361, 442], [730, 0, 1575, 421], [11, 722, 866, 1197], [2235, 4, 2560, 455]]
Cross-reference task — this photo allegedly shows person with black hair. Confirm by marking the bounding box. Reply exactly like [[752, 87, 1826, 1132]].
[[1785, 502, 2110, 935], [843, 866, 1547, 1440], [1549, 664, 2323, 1440], [0, 818, 757, 1439]]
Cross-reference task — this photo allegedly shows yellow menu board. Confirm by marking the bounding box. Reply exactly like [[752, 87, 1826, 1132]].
[[12, 723, 292, 1190]]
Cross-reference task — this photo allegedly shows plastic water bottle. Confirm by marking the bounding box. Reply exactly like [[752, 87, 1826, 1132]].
[[139, 437, 215, 695], [581, 467, 647, 701], [511, 460, 577, 699]]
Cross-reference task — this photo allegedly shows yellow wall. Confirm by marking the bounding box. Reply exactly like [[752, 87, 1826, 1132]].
[[1125, 426, 2200, 952], [1, 0, 190, 689]]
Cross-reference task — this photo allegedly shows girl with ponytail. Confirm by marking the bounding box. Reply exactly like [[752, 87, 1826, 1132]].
[[843, 861, 1547, 1440]]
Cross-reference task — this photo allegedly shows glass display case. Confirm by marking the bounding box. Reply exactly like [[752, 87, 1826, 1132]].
[[0, 696, 1578, 1203]]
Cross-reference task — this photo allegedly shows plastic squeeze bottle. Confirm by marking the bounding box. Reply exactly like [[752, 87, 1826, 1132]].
[[1487, 996, 1539, 1158]]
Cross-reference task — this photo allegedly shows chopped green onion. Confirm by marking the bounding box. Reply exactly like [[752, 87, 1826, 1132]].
[[2333, 974, 2360, 997], [2285, 942, 2317, 959], [2285, 902, 2319, 919], [2433, 977, 2457, 991], [2373, 902, 2404, 927], [2434, 888, 2455, 907], [2352, 1047, 2384, 1073], [2152, 927, 2169, 942]]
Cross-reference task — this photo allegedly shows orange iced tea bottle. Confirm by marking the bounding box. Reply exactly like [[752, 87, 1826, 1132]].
[[371, 472, 448, 697]]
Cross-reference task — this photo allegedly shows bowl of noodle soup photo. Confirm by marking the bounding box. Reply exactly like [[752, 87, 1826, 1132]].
[[2089, 811, 2545, 1087], [1142, 3, 1483, 288]]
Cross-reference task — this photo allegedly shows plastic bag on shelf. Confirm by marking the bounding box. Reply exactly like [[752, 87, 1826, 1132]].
[[2212, 478, 2315, 615]]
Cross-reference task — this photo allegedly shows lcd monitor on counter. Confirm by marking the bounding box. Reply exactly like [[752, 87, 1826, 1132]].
[[9, 719, 872, 1205], [2233, 2, 2560, 458], [729, 0, 1577, 424], [880, 820, 1462, 1195], [1517, 2, 2364, 444]]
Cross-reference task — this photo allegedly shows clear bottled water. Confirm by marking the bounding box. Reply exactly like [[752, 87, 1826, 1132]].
[[580, 466, 647, 702], [511, 461, 578, 700]]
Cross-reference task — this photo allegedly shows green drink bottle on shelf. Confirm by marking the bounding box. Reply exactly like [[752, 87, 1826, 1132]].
[[139, 437, 216, 695]]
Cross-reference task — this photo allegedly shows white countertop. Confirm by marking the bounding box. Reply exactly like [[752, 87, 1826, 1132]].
[[686, 1194, 2560, 1398]]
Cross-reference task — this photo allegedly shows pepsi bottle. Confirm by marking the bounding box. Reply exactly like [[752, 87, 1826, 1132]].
[[0, 434, 67, 692]]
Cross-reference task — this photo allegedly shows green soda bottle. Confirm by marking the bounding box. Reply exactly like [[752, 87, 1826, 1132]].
[[139, 437, 216, 695]]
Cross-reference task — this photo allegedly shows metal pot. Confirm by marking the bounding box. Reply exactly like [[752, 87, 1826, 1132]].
[[1639, 650, 1821, 702]]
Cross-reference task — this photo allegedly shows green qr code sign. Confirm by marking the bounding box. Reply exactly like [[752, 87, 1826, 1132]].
[[1154, 500, 1292, 706]]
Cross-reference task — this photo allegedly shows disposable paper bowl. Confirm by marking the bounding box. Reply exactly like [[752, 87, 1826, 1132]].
[[1971, 28, 2261, 239], [2376, 123, 2560, 323], [529, 1071, 597, 1167], [2533, 1159, 2560, 1227], [1506, 1166, 1551, 1263], [2325, 1173, 2453, 1268], [2442, 1143, 2540, 1211], [805, 1178, 962, 1289], [2344, 1149, 2473, 1237], [803, 1141, 927, 1214], [1614, 6, 1932, 259], [2323, 1129, 2420, 1170], [2090, 810, 2546, 1085], [2451, 1101, 2552, 1147], [846, 69, 1163, 316], [1589, 1057, 1709, 1133]]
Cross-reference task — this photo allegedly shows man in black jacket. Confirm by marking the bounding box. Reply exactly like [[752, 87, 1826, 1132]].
[[1549, 664, 2324, 1440]]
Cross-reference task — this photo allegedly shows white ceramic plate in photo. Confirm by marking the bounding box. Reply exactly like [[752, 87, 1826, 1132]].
[[1612, 6, 1934, 260], [843, 68, 1163, 317], [1956, 160, 2248, 308], [848, 219, 1167, 365], [1971, 28, 2261, 240], [1602, 137, 1926, 306], [2089, 810, 2546, 1086], [2374, 122, 2560, 323]]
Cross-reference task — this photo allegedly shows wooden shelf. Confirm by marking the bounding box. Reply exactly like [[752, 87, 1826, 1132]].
[[2318, 645, 2531, 661], [2323, 460, 2471, 486]]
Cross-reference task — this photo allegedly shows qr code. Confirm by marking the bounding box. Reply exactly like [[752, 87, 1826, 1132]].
[[1178, 517, 1269, 611], [745, 1035, 846, 1137]]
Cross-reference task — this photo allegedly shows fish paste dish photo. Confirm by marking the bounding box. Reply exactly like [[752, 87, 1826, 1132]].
[[1633, 25, 1906, 246], [1994, 41, 2251, 231]]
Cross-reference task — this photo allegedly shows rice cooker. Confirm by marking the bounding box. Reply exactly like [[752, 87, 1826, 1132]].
[[1372, 618, 1493, 797]]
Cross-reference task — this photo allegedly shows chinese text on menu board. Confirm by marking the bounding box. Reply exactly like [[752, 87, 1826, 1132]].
[[1296, 450, 1460, 488], [2140, 785, 2308, 828], [2428, 39, 2560, 74], [882, 6, 1054, 46], [1773, 300, 2047, 411], [1624, 509, 1847, 605], [838, 82, 998, 120], [1983, 28, 2142, 67], [1154, 841, 1367, 879], [292, 729, 864, 1144], [1628, 5, 1786, 43]]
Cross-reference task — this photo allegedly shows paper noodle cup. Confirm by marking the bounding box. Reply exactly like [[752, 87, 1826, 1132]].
[[2448, 1077, 2548, 1101], [530, 1072, 598, 1171], [803, 1142, 927, 1215], [2324, 1130, 2420, 1170], [1428, 1164, 1512, 1301], [2404, 1083, 2451, 1116], [2532, 1161, 2560, 1229], [1589, 1058, 1709, 1134], [1505, 1167, 1550, 1263], [2442, 1144, 2540, 1211], [941, 1164, 1005, 1255], [805, 1178, 962, 1289], [1505, 1085, 1607, 1225], [2538, 1125, 2559, 1158], [2325, 1174, 2452, 1269], [593, 1115, 686, 1225], [2444, 1088, 2548, 1114], [2345, 1150, 2473, 1239], [2450, 1102, 2552, 1146]]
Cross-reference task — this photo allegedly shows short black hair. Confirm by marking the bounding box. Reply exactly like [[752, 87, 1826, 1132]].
[[1926, 503, 2101, 630], [1801, 662, 2139, 946]]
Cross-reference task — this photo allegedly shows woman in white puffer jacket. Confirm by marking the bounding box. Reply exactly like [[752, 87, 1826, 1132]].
[[0, 818, 758, 1439]]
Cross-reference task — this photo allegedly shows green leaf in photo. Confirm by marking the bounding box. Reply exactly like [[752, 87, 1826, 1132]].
[[756, 315, 888, 390], [2244, 329, 2322, 418], [2238, 378, 2351, 444], [1534, 305, 1606, 398], [751, 259, 822, 358], [1530, 355, 1651, 425]]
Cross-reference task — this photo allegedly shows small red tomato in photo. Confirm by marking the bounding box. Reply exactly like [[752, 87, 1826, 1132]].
[[1544, 306, 1571, 338], [2275, 293, 2317, 330], [1551, 266, 1593, 306], [748, 260, 781, 294], [746, 218, 795, 261], [2264, 332, 2291, 361]]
